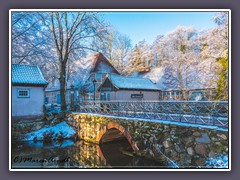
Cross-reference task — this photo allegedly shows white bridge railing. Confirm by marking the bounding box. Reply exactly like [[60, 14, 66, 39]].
[[74, 101, 229, 129]]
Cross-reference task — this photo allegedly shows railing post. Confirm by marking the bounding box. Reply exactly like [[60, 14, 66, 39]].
[[179, 102, 182, 122], [134, 101, 136, 118], [118, 101, 120, 116], [212, 102, 215, 126]]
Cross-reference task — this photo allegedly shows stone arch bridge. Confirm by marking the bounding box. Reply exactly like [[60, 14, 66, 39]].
[[67, 101, 228, 168]]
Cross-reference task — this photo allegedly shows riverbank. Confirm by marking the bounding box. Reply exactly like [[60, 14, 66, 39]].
[[23, 121, 76, 142], [11, 110, 75, 141]]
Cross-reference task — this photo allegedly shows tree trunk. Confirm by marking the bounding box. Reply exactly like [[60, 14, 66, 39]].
[[59, 62, 67, 112], [178, 71, 184, 100]]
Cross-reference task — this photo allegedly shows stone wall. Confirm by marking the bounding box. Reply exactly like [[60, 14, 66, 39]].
[[67, 113, 229, 168]]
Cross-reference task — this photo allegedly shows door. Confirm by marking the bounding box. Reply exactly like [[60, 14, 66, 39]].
[[107, 93, 110, 101], [100, 93, 106, 101], [45, 97, 49, 104], [57, 94, 61, 104]]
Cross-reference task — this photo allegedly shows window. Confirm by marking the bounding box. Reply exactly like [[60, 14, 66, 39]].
[[18, 89, 30, 98], [95, 73, 101, 79], [107, 93, 110, 101], [45, 97, 49, 104]]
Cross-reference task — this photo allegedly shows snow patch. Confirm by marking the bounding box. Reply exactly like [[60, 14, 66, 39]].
[[23, 121, 76, 141], [205, 154, 228, 168], [131, 67, 164, 84], [109, 74, 160, 90]]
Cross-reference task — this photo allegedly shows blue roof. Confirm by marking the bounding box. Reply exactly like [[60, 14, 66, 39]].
[[12, 64, 48, 86], [107, 74, 160, 91]]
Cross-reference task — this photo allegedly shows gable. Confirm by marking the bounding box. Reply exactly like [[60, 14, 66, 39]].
[[91, 53, 119, 74], [98, 77, 118, 91]]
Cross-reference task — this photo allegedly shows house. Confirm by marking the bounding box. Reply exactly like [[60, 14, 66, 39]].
[[98, 74, 160, 101], [45, 52, 216, 104], [45, 88, 70, 105], [12, 64, 48, 119], [80, 52, 120, 101], [45, 52, 120, 104], [45, 86, 79, 105]]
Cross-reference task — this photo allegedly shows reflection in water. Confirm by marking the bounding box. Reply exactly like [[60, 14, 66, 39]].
[[100, 140, 163, 168], [12, 139, 167, 169], [100, 140, 134, 167]]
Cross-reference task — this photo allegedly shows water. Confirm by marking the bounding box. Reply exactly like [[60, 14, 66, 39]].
[[11, 139, 168, 169]]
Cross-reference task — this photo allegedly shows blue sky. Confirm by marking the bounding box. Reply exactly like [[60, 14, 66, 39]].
[[101, 12, 217, 45]]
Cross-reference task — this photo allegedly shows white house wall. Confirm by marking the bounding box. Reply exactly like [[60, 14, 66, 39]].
[[12, 86, 45, 117], [113, 90, 159, 101]]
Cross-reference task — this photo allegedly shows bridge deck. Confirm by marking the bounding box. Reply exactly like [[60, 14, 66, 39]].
[[74, 101, 229, 129]]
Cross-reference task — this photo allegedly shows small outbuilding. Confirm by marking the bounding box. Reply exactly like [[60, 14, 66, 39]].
[[12, 64, 48, 119], [98, 74, 160, 101]]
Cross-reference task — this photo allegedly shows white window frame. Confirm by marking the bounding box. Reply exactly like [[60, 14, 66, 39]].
[[17, 89, 30, 98]]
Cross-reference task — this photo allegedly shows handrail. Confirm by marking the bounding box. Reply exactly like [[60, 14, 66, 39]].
[[73, 101, 229, 129], [76, 100, 228, 103]]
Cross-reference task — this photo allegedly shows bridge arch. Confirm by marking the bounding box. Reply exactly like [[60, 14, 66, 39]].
[[96, 122, 139, 151]]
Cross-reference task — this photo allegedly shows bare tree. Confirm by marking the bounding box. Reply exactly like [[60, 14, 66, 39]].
[[159, 26, 200, 94], [152, 35, 165, 67], [39, 12, 107, 111], [92, 29, 132, 74], [112, 32, 132, 73], [126, 40, 153, 75], [197, 12, 229, 100], [12, 12, 54, 64]]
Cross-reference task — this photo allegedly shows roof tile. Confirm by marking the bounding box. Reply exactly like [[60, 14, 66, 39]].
[[108, 74, 160, 91], [12, 64, 48, 85]]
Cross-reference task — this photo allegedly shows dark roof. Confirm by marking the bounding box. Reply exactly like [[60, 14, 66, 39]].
[[12, 64, 48, 86], [90, 52, 120, 74], [77, 52, 120, 75], [98, 74, 160, 91]]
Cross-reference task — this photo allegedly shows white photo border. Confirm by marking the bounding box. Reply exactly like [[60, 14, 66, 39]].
[[9, 9, 231, 172]]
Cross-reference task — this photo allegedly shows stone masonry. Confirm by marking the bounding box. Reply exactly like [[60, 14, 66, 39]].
[[67, 113, 229, 168]]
